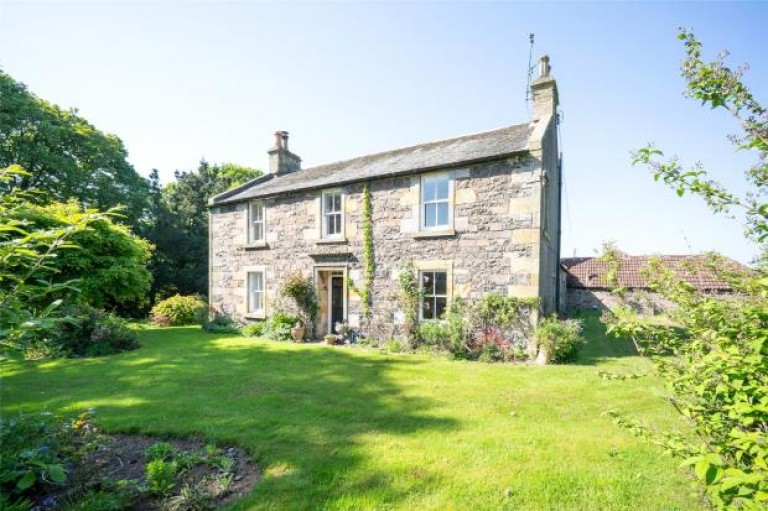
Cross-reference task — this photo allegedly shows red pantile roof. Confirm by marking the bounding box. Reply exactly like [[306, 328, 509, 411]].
[[561, 254, 743, 292]]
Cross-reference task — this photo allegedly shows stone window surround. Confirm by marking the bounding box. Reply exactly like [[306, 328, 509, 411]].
[[246, 200, 268, 248], [320, 188, 345, 241], [413, 260, 453, 322], [419, 171, 454, 232], [243, 265, 267, 319]]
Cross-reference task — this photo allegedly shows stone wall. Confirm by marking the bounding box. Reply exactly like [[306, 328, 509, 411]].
[[566, 288, 675, 314], [209, 153, 552, 339]]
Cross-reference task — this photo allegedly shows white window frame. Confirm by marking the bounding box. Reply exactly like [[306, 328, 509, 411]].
[[248, 201, 266, 244], [247, 270, 265, 316], [419, 270, 449, 321], [321, 189, 344, 239], [420, 173, 453, 231]]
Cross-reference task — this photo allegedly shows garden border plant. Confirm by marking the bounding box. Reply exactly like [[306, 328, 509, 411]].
[[280, 273, 318, 338]]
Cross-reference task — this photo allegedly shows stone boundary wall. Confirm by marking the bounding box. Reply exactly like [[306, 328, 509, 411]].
[[566, 288, 674, 314]]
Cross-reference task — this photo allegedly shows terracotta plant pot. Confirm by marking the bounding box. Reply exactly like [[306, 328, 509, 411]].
[[324, 335, 336, 345], [291, 326, 305, 342]]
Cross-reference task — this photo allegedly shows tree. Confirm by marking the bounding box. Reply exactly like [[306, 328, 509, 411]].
[[149, 160, 261, 299], [604, 30, 767, 509], [0, 71, 150, 226], [0, 166, 106, 359], [13, 202, 153, 313]]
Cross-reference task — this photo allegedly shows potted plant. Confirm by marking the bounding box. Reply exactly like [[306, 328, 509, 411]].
[[291, 321, 305, 342], [324, 334, 336, 345], [335, 321, 350, 342]]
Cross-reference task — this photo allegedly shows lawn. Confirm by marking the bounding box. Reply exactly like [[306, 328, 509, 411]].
[[1, 315, 700, 510]]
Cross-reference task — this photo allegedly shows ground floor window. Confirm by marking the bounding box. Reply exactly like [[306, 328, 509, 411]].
[[420, 270, 447, 320], [247, 271, 265, 314]]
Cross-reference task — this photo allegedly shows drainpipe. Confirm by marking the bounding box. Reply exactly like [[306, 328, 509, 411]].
[[555, 147, 563, 314]]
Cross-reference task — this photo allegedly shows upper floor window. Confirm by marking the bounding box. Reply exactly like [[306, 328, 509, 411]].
[[420, 270, 448, 320], [421, 174, 451, 230], [247, 270, 265, 314], [248, 201, 265, 243], [322, 190, 344, 238]]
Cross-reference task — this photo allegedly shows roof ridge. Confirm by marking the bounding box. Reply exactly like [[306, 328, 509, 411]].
[[301, 122, 532, 173]]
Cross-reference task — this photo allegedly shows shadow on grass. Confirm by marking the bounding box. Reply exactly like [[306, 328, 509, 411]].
[[570, 311, 638, 366], [2, 328, 458, 510]]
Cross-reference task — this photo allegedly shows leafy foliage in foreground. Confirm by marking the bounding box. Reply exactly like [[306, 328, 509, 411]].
[[0, 166, 108, 359], [606, 29, 768, 509], [0, 411, 99, 505]]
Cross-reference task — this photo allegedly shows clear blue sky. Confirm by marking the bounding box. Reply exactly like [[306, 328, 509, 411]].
[[1, 1, 766, 263]]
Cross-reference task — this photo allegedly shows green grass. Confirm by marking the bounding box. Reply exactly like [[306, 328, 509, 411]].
[[1, 315, 699, 510]]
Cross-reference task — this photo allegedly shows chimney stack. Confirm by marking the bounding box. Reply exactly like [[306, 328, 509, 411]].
[[530, 55, 558, 120], [268, 130, 301, 175]]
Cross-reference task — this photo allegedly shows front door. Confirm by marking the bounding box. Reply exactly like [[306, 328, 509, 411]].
[[330, 274, 344, 333]]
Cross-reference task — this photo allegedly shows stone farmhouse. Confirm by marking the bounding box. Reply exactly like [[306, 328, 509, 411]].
[[208, 57, 561, 338]]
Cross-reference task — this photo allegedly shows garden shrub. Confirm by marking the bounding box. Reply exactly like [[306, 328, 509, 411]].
[[418, 321, 450, 346], [534, 316, 585, 363], [264, 313, 300, 341], [280, 273, 318, 334], [150, 294, 207, 326], [202, 314, 241, 334], [418, 299, 469, 358], [8, 201, 153, 314], [26, 304, 139, 359], [242, 322, 265, 338], [0, 411, 98, 503], [416, 294, 536, 362]]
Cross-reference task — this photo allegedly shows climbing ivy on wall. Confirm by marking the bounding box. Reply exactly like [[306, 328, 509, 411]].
[[347, 182, 375, 327], [360, 182, 374, 317], [398, 260, 421, 345]]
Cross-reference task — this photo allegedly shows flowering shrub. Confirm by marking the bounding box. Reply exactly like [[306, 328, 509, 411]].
[[150, 295, 207, 326], [470, 327, 513, 362], [416, 295, 536, 362]]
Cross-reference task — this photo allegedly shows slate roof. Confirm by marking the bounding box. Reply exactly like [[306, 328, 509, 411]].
[[211, 123, 534, 205], [561, 255, 743, 292]]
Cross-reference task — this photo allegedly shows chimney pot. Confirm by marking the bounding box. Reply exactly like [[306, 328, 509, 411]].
[[539, 55, 551, 79], [530, 56, 558, 120], [267, 130, 301, 175]]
